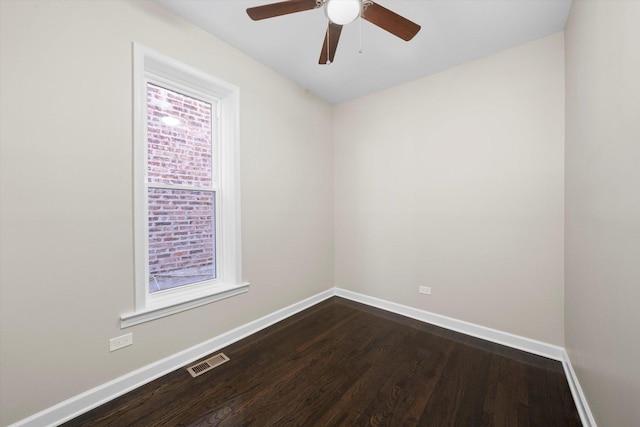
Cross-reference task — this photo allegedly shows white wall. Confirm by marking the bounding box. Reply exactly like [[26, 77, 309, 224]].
[[565, 1, 640, 426], [0, 1, 333, 425], [334, 33, 565, 345]]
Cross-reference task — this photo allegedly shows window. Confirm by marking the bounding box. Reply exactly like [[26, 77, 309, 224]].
[[146, 84, 216, 292], [122, 44, 247, 328]]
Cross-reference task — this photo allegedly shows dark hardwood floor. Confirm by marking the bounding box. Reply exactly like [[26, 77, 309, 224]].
[[64, 297, 581, 426]]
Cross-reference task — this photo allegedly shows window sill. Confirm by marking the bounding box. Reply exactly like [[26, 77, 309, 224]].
[[120, 282, 250, 328]]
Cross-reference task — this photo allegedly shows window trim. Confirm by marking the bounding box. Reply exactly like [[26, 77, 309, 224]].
[[122, 43, 247, 328]]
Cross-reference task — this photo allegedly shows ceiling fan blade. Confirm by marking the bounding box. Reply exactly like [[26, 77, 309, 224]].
[[362, 1, 421, 41], [246, 0, 319, 21], [319, 22, 343, 64]]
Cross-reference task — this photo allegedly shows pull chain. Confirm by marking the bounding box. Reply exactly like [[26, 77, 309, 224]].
[[359, 15, 363, 53]]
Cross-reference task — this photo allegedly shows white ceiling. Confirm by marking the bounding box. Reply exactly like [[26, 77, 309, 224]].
[[156, 0, 572, 104]]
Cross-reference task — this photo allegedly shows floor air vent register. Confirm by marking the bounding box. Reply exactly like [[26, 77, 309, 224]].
[[187, 353, 230, 378]]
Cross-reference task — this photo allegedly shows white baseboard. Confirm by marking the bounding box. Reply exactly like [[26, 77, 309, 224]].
[[9, 288, 335, 427], [562, 351, 597, 427], [11, 287, 594, 427], [335, 288, 565, 361]]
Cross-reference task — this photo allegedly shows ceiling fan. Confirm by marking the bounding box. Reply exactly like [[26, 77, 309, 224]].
[[246, 0, 421, 64]]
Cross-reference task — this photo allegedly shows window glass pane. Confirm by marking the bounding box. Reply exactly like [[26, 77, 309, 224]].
[[148, 188, 216, 292], [147, 83, 214, 187]]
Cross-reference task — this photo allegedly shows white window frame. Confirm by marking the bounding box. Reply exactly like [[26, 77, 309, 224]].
[[121, 43, 248, 328]]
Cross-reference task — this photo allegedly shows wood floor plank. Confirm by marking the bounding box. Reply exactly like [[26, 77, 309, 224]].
[[64, 297, 581, 426]]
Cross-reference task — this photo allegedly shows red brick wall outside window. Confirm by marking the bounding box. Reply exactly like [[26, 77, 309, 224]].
[[146, 84, 215, 292]]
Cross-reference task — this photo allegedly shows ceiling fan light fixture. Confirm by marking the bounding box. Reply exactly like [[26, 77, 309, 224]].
[[325, 0, 361, 25]]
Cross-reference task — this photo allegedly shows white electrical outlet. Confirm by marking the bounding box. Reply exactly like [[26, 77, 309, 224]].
[[110, 333, 133, 352], [419, 286, 431, 295]]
